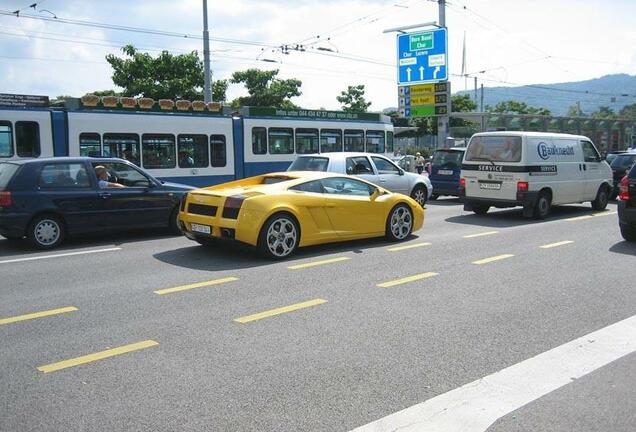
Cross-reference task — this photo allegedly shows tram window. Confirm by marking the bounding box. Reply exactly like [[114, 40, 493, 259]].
[[15, 122, 40, 157], [210, 135, 227, 167], [344, 129, 364, 152], [320, 129, 343, 153], [252, 127, 267, 155], [79, 133, 101, 157], [295, 128, 319, 154], [269, 128, 294, 154], [0, 121, 12, 157], [366, 130, 385, 153], [103, 133, 140, 165], [177, 134, 209, 168], [387, 131, 394, 153], [142, 134, 176, 169]]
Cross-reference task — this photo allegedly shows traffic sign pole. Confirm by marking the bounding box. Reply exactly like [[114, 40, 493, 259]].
[[437, 0, 450, 148]]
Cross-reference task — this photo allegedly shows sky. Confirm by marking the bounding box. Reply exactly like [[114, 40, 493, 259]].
[[0, 0, 635, 111]]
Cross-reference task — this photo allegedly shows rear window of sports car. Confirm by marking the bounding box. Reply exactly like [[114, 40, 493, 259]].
[[288, 156, 329, 172], [262, 175, 294, 184]]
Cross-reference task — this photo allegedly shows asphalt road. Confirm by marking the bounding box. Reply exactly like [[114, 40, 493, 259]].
[[1, 198, 635, 431]]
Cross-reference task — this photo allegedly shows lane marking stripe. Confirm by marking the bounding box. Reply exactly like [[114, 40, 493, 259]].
[[565, 215, 594, 221], [234, 299, 327, 324], [540, 240, 574, 249], [154, 277, 238, 295], [592, 211, 617, 217], [0, 247, 122, 265], [350, 314, 636, 432], [288, 257, 350, 270], [472, 254, 514, 265], [377, 272, 438, 288], [463, 231, 499, 238], [387, 242, 432, 252], [0, 306, 78, 325], [37, 340, 159, 373]]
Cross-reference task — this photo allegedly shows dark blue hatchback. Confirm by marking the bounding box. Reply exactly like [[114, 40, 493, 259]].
[[0, 157, 194, 249], [428, 147, 466, 199]]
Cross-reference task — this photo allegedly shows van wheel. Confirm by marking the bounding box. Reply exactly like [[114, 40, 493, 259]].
[[620, 224, 636, 242], [27, 214, 65, 249], [533, 192, 551, 220], [591, 185, 609, 211], [472, 204, 489, 215], [429, 193, 439, 201]]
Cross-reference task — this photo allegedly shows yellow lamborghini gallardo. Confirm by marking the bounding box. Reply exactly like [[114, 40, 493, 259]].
[[178, 171, 424, 259]]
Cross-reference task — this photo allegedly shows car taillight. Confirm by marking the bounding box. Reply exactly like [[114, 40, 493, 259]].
[[618, 176, 630, 201], [222, 195, 246, 219], [0, 191, 12, 207], [517, 181, 529, 192], [458, 178, 466, 197]]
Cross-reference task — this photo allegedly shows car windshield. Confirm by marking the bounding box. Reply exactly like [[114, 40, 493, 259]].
[[610, 154, 636, 170], [0, 163, 19, 190], [432, 150, 464, 168], [288, 157, 329, 172], [465, 136, 522, 162]]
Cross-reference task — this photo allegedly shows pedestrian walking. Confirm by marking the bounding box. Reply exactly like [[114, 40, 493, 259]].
[[415, 152, 425, 175]]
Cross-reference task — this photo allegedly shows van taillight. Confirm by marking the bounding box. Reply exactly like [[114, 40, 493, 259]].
[[618, 176, 630, 201], [517, 181, 529, 192], [0, 191, 12, 207], [459, 178, 466, 188]]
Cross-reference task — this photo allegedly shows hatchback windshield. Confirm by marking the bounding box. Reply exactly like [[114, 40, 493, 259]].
[[0, 163, 19, 190], [610, 154, 636, 171], [288, 156, 329, 172], [465, 135, 522, 162], [432, 150, 464, 168]]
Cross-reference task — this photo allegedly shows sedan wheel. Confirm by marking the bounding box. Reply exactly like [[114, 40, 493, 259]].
[[259, 214, 299, 259], [28, 215, 65, 249], [410, 185, 427, 207], [386, 205, 413, 241]]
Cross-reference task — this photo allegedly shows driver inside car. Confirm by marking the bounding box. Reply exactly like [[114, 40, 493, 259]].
[[95, 165, 125, 188]]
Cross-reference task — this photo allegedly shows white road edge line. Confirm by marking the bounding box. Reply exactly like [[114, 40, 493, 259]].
[[350, 314, 636, 432], [0, 247, 122, 265]]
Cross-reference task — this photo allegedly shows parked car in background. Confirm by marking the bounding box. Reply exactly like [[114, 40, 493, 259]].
[[0, 157, 194, 249], [179, 171, 424, 259], [428, 147, 466, 199], [287, 152, 433, 206], [605, 150, 627, 165], [618, 162, 636, 241], [609, 151, 636, 199]]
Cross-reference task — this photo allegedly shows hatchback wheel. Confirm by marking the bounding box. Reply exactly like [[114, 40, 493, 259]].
[[27, 214, 65, 249], [258, 213, 300, 259], [386, 204, 413, 241]]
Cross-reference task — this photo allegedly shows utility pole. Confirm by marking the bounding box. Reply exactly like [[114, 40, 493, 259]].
[[202, 0, 212, 103], [474, 76, 478, 106], [436, 0, 449, 148], [480, 83, 484, 111]]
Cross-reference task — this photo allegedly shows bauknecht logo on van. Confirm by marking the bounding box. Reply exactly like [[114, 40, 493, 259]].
[[537, 142, 575, 160]]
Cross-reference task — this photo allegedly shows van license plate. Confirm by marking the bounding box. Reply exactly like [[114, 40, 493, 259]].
[[438, 169, 453, 175], [479, 182, 501, 190], [191, 223, 211, 234]]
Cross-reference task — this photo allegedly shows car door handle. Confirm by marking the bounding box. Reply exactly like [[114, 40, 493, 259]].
[[99, 192, 112, 199]]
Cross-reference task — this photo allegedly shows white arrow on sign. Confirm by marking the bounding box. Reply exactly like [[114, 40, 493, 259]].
[[406, 67, 412, 81], [433, 66, 441, 79], [419, 66, 425, 80]]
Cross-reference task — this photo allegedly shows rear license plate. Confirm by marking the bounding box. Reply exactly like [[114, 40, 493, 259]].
[[479, 182, 501, 190], [191, 223, 211, 234], [438, 169, 453, 175]]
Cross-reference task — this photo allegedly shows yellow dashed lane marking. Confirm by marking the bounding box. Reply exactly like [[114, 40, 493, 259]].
[[287, 256, 350, 270], [463, 231, 499, 238], [472, 254, 514, 265], [0, 306, 78, 326], [154, 277, 238, 295], [37, 340, 159, 373], [234, 299, 327, 324], [387, 242, 432, 252], [541, 240, 574, 249], [377, 272, 438, 288]]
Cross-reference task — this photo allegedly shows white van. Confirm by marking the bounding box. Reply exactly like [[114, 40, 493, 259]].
[[460, 132, 612, 219]]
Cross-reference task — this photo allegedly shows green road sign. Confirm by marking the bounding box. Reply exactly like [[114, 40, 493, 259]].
[[409, 32, 434, 51]]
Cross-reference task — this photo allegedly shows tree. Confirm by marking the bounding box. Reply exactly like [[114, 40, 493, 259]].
[[451, 94, 477, 112], [619, 103, 636, 120], [591, 106, 617, 119], [336, 85, 372, 112], [212, 79, 228, 103], [486, 100, 551, 116], [566, 103, 584, 117], [230, 69, 301, 108], [106, 45, 205, 100]]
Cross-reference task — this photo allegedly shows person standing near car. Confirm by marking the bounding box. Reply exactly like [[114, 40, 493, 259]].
[[415, 152, 425, 174]]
